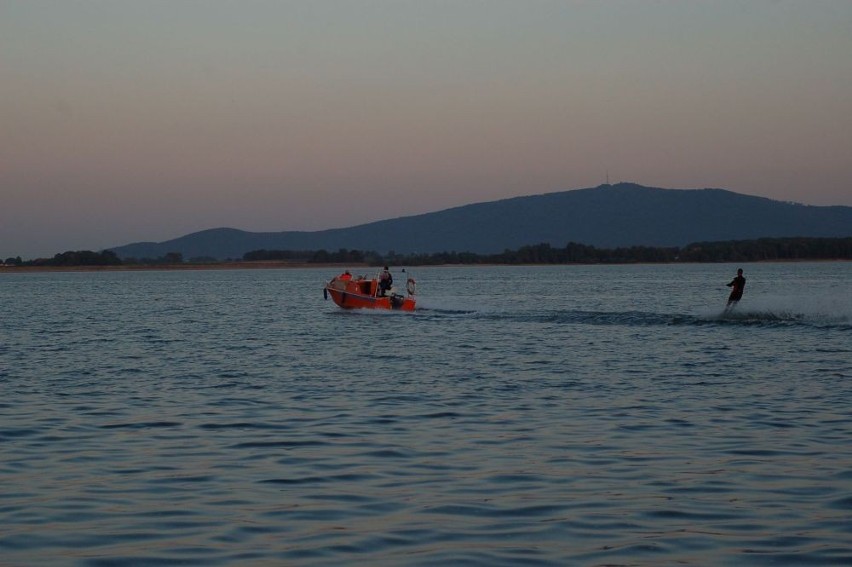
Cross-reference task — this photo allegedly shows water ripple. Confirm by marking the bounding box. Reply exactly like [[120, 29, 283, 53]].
[[2, 265, 851, 566]]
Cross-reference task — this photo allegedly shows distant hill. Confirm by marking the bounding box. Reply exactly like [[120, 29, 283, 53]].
[[108, 183, 852, 260]]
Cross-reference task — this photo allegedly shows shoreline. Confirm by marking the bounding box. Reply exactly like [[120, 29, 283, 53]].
[[1, 258, 849, 274], [0, 261, 364, 273]]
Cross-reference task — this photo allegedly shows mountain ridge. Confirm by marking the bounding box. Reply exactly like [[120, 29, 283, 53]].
[[108, 183, 852, 260]]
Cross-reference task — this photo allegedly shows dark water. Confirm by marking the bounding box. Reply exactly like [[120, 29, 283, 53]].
[[1, 263, 850, 566]]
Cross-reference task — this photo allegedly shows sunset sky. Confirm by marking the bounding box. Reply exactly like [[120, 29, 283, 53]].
[[3, 0, 851, 260]]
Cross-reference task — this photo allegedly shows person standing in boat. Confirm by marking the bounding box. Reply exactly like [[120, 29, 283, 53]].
[[338, 270, 352, 281], [379, 266, 393, 296], [725, 268, 746, 309]]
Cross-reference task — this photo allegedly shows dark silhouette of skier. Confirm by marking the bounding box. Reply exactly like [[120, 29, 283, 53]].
[[725, 268, 746, 310]]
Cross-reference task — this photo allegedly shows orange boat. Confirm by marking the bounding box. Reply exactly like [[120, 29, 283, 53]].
[[323, 271, 416, 311]]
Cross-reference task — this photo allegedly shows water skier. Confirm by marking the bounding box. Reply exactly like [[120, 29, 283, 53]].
[[725, 268, 746, 310]]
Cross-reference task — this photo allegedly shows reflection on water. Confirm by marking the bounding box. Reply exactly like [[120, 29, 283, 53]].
[[1, 263, 850, 566]]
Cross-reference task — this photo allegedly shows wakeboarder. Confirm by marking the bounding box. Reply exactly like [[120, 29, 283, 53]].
[[725, 268, 746, 311]]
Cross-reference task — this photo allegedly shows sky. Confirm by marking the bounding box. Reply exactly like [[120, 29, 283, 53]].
[[2, 0, 851, 260]]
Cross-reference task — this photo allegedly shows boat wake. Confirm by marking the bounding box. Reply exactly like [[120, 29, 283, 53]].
[[414, 298, 480, 317], [697, 294, 852, 329], [502, 308, 850, 329], [417, 299, 850, 329], [375, 293, 851, 329]]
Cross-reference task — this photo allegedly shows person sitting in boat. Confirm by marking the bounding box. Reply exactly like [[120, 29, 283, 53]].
[[379, 266, 393, 296], [338, 270, 352, 281]]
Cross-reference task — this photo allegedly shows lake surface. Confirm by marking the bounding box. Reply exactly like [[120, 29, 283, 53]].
[[2, 263, 851, 566]]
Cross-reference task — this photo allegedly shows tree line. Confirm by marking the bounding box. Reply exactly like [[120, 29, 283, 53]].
[[4, 237, 851, 267], [3, 250, 181, 267], [221, 237, 852, 265], [3, 250, 123, 267]]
